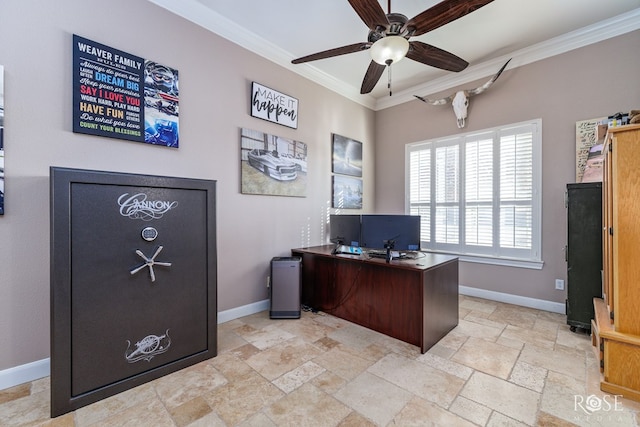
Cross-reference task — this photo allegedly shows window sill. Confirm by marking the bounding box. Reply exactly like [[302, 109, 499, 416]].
[[423, 251, 544, 270]]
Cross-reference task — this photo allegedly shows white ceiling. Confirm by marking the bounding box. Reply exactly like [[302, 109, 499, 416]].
[[149, 0, 640, 109]]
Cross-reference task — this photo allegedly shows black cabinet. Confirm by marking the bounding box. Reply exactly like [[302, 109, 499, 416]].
[[566, 182, 602, 332]]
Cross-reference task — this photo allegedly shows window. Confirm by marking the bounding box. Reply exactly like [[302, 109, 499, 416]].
[[406, 120, 542, 268]]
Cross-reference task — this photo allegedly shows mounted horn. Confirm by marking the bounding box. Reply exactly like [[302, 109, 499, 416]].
[[414, 58, 512, 128]]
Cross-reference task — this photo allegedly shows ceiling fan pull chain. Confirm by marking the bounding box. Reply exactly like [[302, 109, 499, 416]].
[[387, 64, 392, 96]]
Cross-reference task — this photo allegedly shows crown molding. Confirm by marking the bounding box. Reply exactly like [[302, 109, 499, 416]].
[[148, 1, 639, 111], [376, 8, 640, 110]]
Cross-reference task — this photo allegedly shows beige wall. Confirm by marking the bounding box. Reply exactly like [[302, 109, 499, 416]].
[[0, 0, 375, 371], [375, 30, 640, 303]]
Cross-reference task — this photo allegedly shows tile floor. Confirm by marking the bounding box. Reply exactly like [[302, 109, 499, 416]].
[[1, 295, 640, 426]]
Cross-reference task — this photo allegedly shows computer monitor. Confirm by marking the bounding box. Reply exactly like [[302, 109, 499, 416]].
[[329, 214, 361, 247], [360, 214, 420, 251]]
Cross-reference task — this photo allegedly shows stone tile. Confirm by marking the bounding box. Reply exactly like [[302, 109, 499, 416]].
[[426, 342, 457, 359], [452, 318, 504, 341], [0, 383, 30, 405], [313, 336, 341, 352], [368, 353, 465, 408], [240, 323, 296, 350], [555, 328, 593, 352], [540, 370, 637, 426], [416, 351, 474, 380], [34, 412, 75, 427], [264, 383, 351, 427], [338, 411, 377, 427], [272, 361, 326, 394], [5, 303, 640, 427], [310, 371, 347, 395], [375, 334, 422, 359], [500, 324, 556, 349], [488, 304, 539, 329], [74, 383, 158, 426], [236, 412, 277, 427], [86, 397, 175, 427], [463, 313, 509, 330], [334, 372, 412, 426], [460, 371, 540, 425], [204, 371, 284, 426], [459, 296, 498, 314], [496, 334, 526, 350], [153, 360, 227, 409], [0, 389, 50, 427], [518, 343, 586, 380], [535, 411, 580, 427], [432, 329, 468, 351], [245, 337, 322, 381], [328, 322, 387, 351], [509, 361, 547, 392], [313, 345, 375, 381], [185, 411, 226, 427], [216, 327, 249, 354], [449, 395, 493, 426], [486, 411, 529, 426], [277, 316, 333, 343], [531, 317, 561, 336], [390, 396, 477, 426], [451, 336, 520, 379], [168, 396, 212, 427]]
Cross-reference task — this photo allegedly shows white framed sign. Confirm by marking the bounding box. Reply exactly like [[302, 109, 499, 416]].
[[251, 82, 298, 129]]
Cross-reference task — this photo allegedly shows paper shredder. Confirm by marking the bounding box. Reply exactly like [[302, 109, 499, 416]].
[[270, 257, 301, 319]]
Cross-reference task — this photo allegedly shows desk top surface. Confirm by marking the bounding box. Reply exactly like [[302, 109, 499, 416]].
[[291, 245, 458, 272]]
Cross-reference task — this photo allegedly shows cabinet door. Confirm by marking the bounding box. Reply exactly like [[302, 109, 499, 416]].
[[566, 183, 602, 329]]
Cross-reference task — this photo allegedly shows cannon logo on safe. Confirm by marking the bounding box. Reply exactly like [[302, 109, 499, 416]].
[[118, 193, 178, 221]]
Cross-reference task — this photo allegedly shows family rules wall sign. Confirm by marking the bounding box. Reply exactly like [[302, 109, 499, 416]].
[[251, 82, 298, 129], [73, 34, 180, 147]]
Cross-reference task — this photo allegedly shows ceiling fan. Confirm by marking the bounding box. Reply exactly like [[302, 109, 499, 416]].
[[291, 0, 495, 95]]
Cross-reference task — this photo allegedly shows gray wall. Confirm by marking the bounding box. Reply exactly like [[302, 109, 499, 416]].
[[375, 30, 640, 303], [0, 0, 375, 371]]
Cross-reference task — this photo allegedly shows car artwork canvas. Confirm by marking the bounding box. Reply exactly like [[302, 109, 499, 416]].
[[241, 128, 307, 197]]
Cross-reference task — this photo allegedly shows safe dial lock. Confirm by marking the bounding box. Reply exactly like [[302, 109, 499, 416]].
[[141, 226, 158, 242]]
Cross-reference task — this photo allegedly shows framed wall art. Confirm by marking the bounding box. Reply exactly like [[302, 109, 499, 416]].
[[73, 35, 180, 147], [240, 128, 307, 197], [251, 82, 298, 129], [332, 134, 362, 177], [332, 175, 362, 210]]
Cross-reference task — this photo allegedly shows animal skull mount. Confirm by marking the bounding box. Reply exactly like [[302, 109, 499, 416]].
[[415, 59, 511, 129]]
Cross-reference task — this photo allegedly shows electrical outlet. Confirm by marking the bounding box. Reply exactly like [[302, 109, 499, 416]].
[[555, 279, 564, 290]]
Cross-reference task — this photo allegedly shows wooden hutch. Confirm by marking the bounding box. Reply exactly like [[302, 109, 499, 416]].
[[592, 123, 640, 402]]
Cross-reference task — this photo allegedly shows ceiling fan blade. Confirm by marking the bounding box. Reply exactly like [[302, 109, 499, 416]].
[[360, 61, 386, 94], [406, 0, 494, 37], [406, 41, 468, 72], [348, 0, 389, 30], [292, 42, 371, 64]]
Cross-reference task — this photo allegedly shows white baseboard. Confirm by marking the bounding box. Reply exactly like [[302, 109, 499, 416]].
[[0, 359, 50, 391], [0, 299, 271, 391], [217, 299, 270, 323], [459, 285, 565, 314]]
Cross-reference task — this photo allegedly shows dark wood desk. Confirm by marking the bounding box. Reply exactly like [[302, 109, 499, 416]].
[[291, 245, 459, 353]]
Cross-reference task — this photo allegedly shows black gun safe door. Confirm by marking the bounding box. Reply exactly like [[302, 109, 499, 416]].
[[50, 167, 217, 417]]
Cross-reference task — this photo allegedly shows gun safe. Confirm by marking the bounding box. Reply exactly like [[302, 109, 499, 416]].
[[50, 167, 217, 417]]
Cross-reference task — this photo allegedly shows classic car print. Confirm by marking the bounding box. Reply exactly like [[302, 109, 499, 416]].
[[247, 149, 297, 181]]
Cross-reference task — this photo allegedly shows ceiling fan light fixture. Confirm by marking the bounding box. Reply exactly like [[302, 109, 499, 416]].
[[370, 36, 409, 65]]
